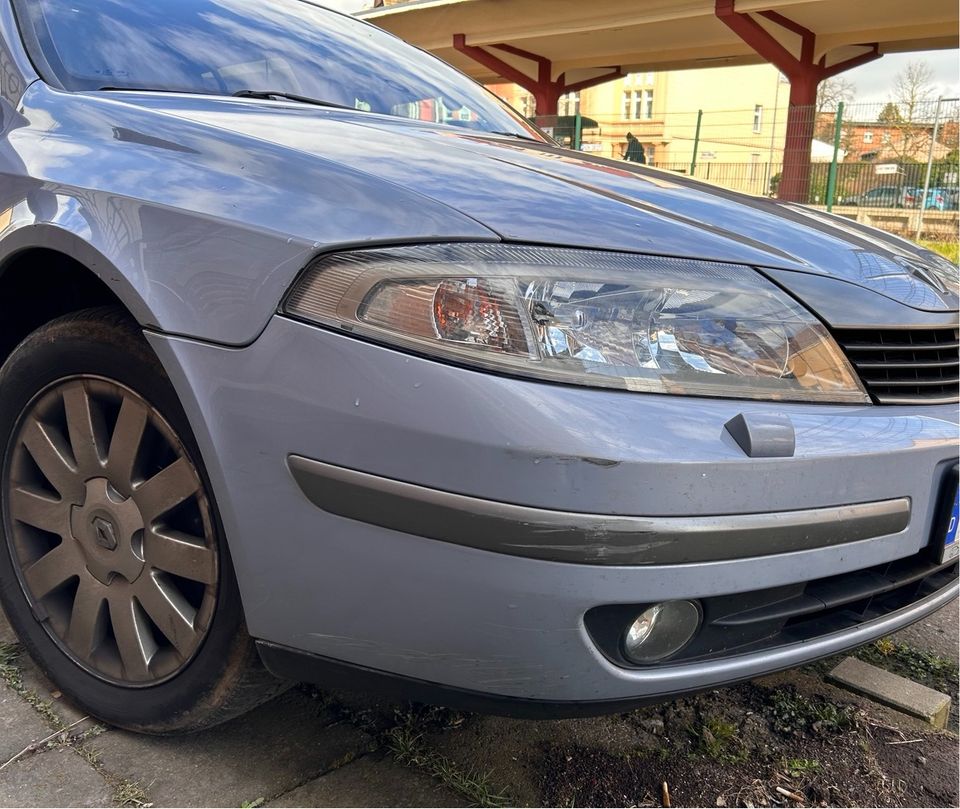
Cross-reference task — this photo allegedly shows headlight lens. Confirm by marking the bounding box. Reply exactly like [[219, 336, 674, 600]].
[[284, 244, 868, 403]]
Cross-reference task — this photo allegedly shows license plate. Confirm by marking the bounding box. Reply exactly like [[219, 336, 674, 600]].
[[941, 475, 959, 564]]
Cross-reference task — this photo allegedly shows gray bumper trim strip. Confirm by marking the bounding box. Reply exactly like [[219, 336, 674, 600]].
[[288, 455, 911, 565]]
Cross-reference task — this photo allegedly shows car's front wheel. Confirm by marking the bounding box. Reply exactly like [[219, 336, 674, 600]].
[[0, 307, 282, 733]]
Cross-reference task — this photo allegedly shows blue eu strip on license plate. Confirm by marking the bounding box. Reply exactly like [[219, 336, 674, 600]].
[[943, 485, 960, 563]]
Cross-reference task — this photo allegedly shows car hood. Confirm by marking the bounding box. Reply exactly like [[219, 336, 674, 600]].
[[106, 94, 960, 315]]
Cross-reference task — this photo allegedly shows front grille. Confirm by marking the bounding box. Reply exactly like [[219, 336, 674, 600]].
[[834, 328, 960, 405]]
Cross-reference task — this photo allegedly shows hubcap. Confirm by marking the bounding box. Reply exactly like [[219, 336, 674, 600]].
[[3, 378, 219, 686]]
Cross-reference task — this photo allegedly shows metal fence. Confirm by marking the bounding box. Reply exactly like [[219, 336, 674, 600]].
[[532, 99, 959, 236]]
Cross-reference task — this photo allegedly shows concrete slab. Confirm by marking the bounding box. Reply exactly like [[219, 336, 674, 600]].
[[0, 607, 16, 646], [0, 681, 57, 763], [11, 652, 93, 732], [828, 656, 952, 729], [87, 690, 375, 807], [892, 602, 960, 666], [270, 754, 469, 807], [0, 747, 112, 808]]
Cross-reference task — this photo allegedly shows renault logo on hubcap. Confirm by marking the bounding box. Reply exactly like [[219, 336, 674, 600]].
[[92, 517, 119, 551]]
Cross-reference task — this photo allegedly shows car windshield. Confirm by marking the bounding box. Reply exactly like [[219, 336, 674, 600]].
[[14, 0, 536, 136]]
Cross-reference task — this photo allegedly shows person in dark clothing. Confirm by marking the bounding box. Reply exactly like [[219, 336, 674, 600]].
[[624, 132, 646, 163]]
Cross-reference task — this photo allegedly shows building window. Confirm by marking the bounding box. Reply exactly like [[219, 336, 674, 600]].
[[559, 92, 580, 117], [518, 93, 534, 118], [623, 90, 638, 119], [646, 144, 656, 163], [753, 104, 763, 133], [748, 152, 760, 182], [625, 72, 654, 87], [863, 131, 873, 144], [643, 90, 654, 119]]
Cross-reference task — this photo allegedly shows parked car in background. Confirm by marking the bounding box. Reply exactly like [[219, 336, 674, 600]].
[[917, 187, 960, 211], [840, 185, 915, 208], [1, 0, 958, 735]]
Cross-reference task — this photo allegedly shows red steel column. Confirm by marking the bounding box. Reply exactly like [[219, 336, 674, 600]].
[[780, 72, 818, 202], [715, 1, 880, 202]]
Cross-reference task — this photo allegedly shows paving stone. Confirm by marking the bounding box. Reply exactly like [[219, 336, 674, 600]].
[[893, 602, 960, 665], [88, 690, 375, 807], [270, 754, 469, 807], [828, 655, 952, 728], [0, 681, 57, 763], [0, 606, 17, 646], [0, 747, 112, 807], [16, 653, 92, 730]]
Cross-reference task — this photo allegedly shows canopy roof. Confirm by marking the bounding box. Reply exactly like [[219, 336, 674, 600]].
[[359, 0, 958, 86]]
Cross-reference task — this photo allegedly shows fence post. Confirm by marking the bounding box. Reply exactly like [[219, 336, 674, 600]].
[[915, 96, 944, 242], [825, 101, 844, 212], [689, 109, 703, 176], [574, 111, 582, 150]]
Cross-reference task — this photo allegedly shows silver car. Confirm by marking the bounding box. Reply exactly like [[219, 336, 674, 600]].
[[0, 0, 957, 733]]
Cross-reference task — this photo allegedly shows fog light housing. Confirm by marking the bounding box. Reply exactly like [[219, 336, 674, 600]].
[[623, 601, 701, 663]]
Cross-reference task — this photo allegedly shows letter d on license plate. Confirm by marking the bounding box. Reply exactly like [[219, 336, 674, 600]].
[[941, 467, 959, 564]]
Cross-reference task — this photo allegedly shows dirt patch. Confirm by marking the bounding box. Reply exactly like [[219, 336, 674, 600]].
[[306, 655, 959, 808], [536, 683, 960, 808]]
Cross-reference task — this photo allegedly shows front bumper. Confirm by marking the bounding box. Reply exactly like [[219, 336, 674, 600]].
[[148, 315, 960, 708]]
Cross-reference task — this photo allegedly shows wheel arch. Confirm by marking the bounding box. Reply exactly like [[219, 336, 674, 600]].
[[0, 226, 155, 369]]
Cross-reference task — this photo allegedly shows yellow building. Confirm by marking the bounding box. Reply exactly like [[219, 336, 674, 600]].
[[492, 64, 791, 195]]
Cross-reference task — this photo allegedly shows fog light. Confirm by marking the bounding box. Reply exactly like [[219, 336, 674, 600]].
[[623, 601, 701, 663]]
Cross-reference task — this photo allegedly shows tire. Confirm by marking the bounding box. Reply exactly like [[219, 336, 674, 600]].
[[0, 307, 284, 734]]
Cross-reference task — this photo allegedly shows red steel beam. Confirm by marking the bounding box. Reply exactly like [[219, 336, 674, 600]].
[[716, 0, 880, 202], [454, 34, 621, 115]]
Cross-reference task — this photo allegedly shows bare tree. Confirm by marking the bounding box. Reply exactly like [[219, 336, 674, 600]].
[[883, 61, 938, 162], [893, 61, 936, 122], [815, 76, 857, 145], [817, 76, 856, 113]]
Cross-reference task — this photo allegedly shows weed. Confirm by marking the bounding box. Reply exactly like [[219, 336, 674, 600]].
[[327, 751, 357, 771], [0, 642, 66, 730], [873, 637, 896, 657], [697, 716, 745, 762], [857, 639, 959, 694], [113, 779, 150, 807], [387, 726, 510, 808], [239, 800, 264, 809], [784, 758, 821, 777], [0, 642, 21, 686], [767, 688, 856, 736]]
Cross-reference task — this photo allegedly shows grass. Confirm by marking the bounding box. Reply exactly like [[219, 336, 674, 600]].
[[919, 239, 959, 264], [697, 716, 745, 763], [113, 779, 151, 808], [387, 725, 511, 808], [318, 693, 509, 807], [0, 642, 66, 730]]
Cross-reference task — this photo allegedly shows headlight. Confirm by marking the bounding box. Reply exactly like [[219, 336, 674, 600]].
[[284, 244, 868, 404]]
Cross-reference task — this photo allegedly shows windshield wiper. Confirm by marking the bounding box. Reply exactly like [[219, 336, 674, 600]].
[[231, 90, 359, 111], [486, 130, 544, 142]]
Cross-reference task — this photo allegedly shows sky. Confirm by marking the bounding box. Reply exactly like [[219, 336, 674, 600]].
[[316, 1, 959, 105], [843, 50, 960, 104]]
